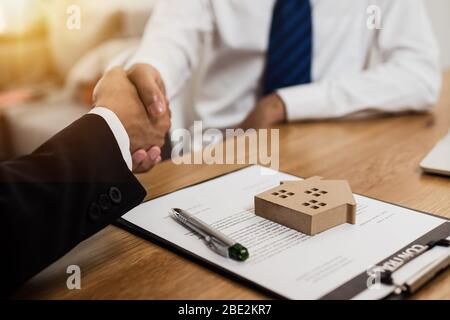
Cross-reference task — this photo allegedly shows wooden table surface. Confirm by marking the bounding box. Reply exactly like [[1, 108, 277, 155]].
[[17, 72, 450, 300]]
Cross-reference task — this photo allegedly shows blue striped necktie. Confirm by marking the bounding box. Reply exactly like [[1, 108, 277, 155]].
[[263, 0, 313, 95]]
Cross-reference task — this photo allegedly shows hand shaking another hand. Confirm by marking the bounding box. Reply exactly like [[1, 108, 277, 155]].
[[93, 65, 171, 173], [127, 64, 172, 172]]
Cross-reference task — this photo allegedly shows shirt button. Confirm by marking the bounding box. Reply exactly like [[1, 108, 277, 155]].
[[98, 194, 112, 211], [89, 203, 102, 221], [109, 187, 122, 204]]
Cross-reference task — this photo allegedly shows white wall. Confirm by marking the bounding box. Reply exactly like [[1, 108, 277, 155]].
[[426, 0, 450, 69]]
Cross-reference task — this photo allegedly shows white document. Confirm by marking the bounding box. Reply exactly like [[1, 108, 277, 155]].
[[122, 166, 449, 299]]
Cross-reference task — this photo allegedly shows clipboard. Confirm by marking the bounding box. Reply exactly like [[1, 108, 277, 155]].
[[117, 166, 450, 300], [321, 228, 450, 300], [383, 239, 450, 299]]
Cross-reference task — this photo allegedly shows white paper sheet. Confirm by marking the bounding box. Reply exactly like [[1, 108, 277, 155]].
[[122, 166, 449, 299]]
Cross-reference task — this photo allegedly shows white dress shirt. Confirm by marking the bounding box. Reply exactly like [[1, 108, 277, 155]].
[[89, 107, 132, 170], [124, 0, 441, 130]]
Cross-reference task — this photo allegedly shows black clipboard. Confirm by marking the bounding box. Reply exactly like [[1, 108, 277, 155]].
[[116, 167, 450, 300]]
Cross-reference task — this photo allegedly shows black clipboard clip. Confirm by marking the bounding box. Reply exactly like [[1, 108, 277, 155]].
[[378, 238, 450, 298]]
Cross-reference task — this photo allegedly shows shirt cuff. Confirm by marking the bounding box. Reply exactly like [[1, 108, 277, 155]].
[[277, 82, 332, 121], [89, 107, 132, 171]]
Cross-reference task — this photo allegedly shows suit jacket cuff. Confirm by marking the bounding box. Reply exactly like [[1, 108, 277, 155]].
[[89, 107, 132, 170]]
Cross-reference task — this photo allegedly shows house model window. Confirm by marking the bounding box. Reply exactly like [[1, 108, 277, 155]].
[[255, 177, 356, 235]]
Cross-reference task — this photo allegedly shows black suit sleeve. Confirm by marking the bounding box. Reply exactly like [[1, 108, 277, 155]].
[[0, 114, 146, 296]]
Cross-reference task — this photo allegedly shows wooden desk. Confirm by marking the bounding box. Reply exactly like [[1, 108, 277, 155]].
[[18, 72, 450, 300]]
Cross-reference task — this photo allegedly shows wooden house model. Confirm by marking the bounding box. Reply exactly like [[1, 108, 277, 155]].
[[255, 177, 356, 235]]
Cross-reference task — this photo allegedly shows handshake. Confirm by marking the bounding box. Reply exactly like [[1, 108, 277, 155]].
[[93, 64, 171, 173]]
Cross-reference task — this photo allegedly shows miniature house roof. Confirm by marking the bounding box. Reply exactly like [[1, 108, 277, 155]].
[[257, 176, 356, 216], [255, 176, 356, 235]]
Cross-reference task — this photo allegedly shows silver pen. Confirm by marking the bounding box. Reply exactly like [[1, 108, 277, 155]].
[[170, 208, 249, 262]]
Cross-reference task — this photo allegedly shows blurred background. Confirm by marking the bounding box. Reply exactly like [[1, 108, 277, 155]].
[[0, 0, 449, 162]]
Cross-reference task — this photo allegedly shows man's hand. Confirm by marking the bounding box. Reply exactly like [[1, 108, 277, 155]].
[[93, 67, 171, 172], [238, 93, 287, 130], [126, 64, 172, 172]]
